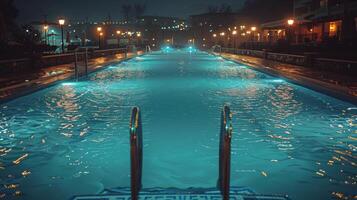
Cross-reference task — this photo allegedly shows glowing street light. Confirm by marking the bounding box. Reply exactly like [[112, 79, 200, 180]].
[[213, 33, 217, 38], [220, 32, 225, 36], [287, 19, 295, 44], [97, 27, 102, 32], [116, 30, 121, 48], [43, 25, 49, 45], [58, 19, 65, 53], [59, 19, 65, 26], [287, 19, 295, 26], [232, 30, 237, 49], [251, 26, 257, 31]]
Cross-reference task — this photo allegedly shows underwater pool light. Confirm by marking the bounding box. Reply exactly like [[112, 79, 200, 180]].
[[271, 79, 285, 83], [62, 82, 77, 86]]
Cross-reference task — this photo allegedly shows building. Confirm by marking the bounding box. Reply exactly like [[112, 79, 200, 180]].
[[261, 0, 357, 44], [30, 16, 190, 51], [190, 13, 256, 48]]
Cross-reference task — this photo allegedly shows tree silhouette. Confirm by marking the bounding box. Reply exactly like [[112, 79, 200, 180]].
[[121, 4, 132, 21], [134, 4, 146, 19], [240, 0, 293, 23], [219, 4, 232, 13], [341, 0, 357, 41], [207, 6, 219, 13], [0, 0, 19, 43]]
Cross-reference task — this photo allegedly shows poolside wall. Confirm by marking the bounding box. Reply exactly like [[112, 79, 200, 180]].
[[220, 48, 357, 75], [0, 48, 127, 74]]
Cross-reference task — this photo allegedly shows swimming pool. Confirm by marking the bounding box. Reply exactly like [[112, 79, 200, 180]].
[[0, 50, 356, 200]]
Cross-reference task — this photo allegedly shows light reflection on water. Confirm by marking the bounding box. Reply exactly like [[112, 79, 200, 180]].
[[0, 51, 356, 200]]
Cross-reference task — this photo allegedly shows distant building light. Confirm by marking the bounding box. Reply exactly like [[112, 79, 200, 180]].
[[251, 26, 257, 31]]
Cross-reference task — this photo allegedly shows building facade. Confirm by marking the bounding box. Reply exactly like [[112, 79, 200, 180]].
[[261, 0, 357, 44]]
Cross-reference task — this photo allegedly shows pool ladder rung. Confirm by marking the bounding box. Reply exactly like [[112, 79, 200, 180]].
[[128, 106, 232, 200]]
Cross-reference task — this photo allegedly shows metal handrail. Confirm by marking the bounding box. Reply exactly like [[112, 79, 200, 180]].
[[129, 107, 143, 200], [217, 106, 233, 200]]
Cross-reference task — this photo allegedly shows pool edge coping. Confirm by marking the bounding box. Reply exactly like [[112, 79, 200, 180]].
[[212, 52, 357, 105], [0, 54, 142, 104]]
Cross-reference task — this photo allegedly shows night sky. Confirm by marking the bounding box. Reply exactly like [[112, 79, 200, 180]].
[[15, 0, 245, 23]]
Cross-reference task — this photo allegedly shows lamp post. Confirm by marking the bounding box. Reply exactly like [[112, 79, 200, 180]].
[[220, 32, 225, 47], [136, 32, 141, 46], [43, 25, 48, 45], [116, 30, 121, 48], [58, 19, 65, 53], [251, 26, 257, 42], [97, 27, 102, 49], [99, 32, 103, 49], [213, 33, 217, 45], [287, 19, 295, 44], [232, 30, 237, 49]]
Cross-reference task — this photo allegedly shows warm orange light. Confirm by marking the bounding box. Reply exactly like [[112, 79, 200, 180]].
[[220, 32, 225, 36], [99, 32, 103, 36], [251, 26, 257, 31], [136, 32, 141, 37], [287, 19, 295, 26], [43, 25, 48, 30], [97, 27, 102, 32], [213, 33, 217, 38], [232, 30, 237, 35], [58, 19, 65, 26], [116, 30, 121, 35]]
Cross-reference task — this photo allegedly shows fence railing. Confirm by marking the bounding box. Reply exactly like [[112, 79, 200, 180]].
[[217, 47, 357, 74], [0, 48, 127, 74]]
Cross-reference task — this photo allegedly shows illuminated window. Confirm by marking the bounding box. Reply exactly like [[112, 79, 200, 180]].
[[328, 21, 341, 37]]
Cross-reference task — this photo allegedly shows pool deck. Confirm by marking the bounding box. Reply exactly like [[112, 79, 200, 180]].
[[217, 52, 357, 105], [0, 52, 140, 103]]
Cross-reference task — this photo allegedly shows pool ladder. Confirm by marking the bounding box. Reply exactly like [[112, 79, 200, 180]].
[[129, 106, 233, 200]]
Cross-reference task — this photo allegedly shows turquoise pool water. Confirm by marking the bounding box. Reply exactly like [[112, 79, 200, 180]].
[[0, 50, 356, 200]]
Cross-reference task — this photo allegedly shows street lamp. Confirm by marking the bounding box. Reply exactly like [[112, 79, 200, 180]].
[[287, 19, 295, 26], [136, 32, 141, 46], [116, 30, 121, 48], [287, 19, 295, 44], [58, 19, 65, 53], [43, 25, 48, 45], [99, 32, 103, 49], [97, 27, 102, 49], [232, 30, 237, 49], [251, 27, 257, 42], [213, 33, 217, 45]]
